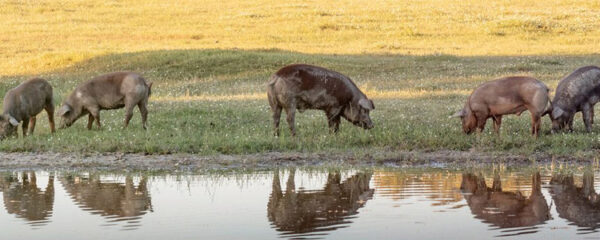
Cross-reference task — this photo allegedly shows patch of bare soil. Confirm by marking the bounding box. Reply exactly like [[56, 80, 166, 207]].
[[0, 150, 594, 171]]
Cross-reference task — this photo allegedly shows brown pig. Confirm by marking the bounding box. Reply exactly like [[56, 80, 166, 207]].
[[0, 78, 55, 140], [267, 64, 375, 136], [453, 76, 549, 136], [57, 72, 152, 130]]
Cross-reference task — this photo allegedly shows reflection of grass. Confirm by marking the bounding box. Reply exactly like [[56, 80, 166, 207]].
[[1, 0, 600, 75]]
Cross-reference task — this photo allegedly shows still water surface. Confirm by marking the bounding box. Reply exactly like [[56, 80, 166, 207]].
[[0, 167, 599, 240]]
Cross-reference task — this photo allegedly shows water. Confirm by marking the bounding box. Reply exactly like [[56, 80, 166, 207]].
[[1, 166, 599, 240]]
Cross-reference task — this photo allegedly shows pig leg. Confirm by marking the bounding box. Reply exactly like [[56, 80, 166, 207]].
[[124, 104, 135, 128], [138, 101, 148, 130], [327, 111, 341, 133], [582, 103, 593, 132], [567, 114, 574, 132], [88, 107, 101, 129], [475, 112, 487, 133], [45, 104, 55, 133], [530, 114, 541, 137], [21, 117, 29, 137], [28, 117, 36, 135], [87, 114, 94, 130], [329, 115, 341, 133], [95, 114, 102, 129], [592, 108, 595, 124], [272, 106, 282, 136], [492, 116, 502, 134], [285, 102, 297, 136]]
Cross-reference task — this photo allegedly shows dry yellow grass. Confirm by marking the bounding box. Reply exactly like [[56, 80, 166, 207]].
[[1, 0, 600, 76], [151, 88, 470, 102]]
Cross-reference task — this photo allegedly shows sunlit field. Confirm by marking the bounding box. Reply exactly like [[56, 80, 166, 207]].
[[0, 0, 599, 158]]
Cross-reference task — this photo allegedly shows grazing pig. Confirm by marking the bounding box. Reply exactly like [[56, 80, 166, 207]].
[[267, 64, 375, 136], [548, 66, 600, 132], [453, 76, 549, 136], [0, 78, 55, 140], [57, 72, 152, 130]]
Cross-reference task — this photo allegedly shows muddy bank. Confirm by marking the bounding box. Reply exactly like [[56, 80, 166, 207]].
[[0, 150, 596, 171]]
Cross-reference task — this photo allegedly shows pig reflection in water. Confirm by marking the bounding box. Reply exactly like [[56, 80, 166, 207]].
[[60, 175, 152, 221], [268, 170, 373, 237], [460, 172, 550, 228], [0, 172, 54, 225], [550, 172, 600, 232]]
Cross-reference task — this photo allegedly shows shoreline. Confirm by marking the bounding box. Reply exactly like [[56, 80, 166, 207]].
[[0, 150, 597, 171]]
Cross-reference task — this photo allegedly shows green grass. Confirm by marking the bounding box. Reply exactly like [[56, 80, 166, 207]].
[[1, 0, 600, 158], [0, 49, 599, 158]]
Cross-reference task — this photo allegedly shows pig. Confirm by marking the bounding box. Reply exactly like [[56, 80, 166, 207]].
[[548, 66, 600, 132], [453, 76, 550, 136], [0, 78, 55, 140], [57, 72, 152, 130], [267, 64, 375, 136]]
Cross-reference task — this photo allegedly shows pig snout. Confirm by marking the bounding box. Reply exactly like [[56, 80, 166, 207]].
[[354, 113, 374, 129], [363, 118, 374, 129], [463, 128, 474, 135], [58, 119, 72, 129]]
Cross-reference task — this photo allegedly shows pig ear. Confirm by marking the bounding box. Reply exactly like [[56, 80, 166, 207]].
[[552, 107, 564, 118], [6, 115, 18, 126], [452, 109, 465, 118], [57, 105, 72, 116], [358, 98, 374, 110]]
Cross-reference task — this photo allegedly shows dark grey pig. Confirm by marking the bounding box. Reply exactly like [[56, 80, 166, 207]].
[[549, 66, 600, 132], [267, 64, 375, 136], [0, 78, 55, 140], [57, 72, 152, 130]]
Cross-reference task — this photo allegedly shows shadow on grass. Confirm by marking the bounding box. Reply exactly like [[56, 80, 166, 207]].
[[0, 49, 598, 97]]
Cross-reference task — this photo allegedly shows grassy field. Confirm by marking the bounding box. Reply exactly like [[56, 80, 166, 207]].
[[0, 1, 600, 158]]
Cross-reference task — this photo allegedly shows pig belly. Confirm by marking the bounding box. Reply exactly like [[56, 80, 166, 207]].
[[490, 104, 527, 116], [99, 97, 125, 110], [297, 90, 338, 111]]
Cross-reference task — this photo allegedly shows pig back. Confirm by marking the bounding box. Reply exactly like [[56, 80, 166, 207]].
[[76, 72, 146, 109], [273, 64, 362, 109], [2, 78, 52, 120], [554, 66, 600, 107], [472, 77, 547, 104]]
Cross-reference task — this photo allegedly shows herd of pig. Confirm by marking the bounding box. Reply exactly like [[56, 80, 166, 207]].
[[0, 63, 599, 140], [269, 64, 600, 137], [0, 72, 151, 139]]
